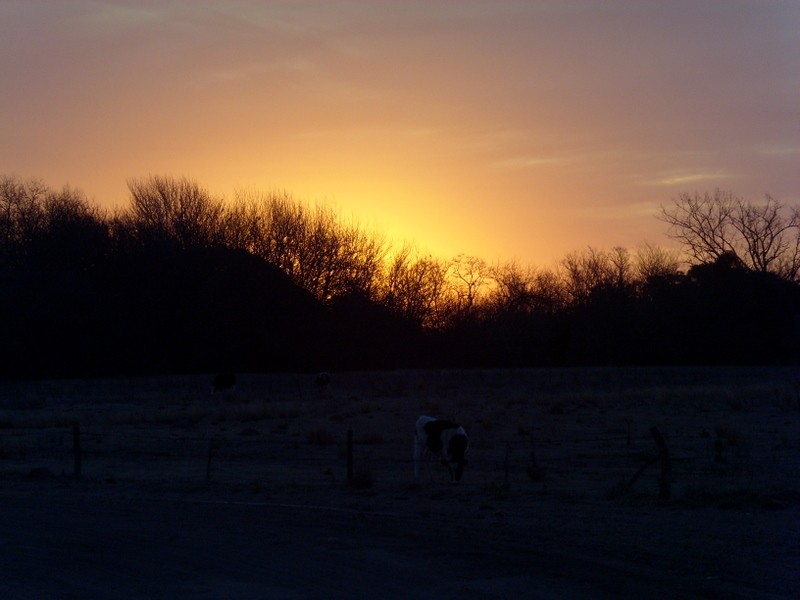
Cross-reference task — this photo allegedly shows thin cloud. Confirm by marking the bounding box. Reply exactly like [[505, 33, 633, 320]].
[[575, 200, 661, 221], [754, 144, 800, 157], [492, 156, 566, 170], [1, 0, 797, 267], [202, 57, 317, 84], [648, 170, 732, 187], [74, 3, 166, 29]]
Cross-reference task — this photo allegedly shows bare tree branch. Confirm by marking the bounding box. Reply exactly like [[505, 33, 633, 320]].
[[659, 190, 800, 281]]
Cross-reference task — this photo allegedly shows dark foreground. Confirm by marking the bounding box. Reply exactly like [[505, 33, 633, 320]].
[[2, 478, 797, 599], [1, 368, 799, 598]]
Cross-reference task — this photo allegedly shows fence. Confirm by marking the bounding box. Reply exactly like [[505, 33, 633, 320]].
[[2, 418, 796, 504]]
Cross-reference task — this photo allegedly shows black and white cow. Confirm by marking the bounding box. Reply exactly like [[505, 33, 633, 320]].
[[414, 416, 469, 482]]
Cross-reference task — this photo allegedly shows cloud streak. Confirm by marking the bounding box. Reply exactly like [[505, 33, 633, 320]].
[[0, 0, 797, 264], [648, 171, 733, 187]]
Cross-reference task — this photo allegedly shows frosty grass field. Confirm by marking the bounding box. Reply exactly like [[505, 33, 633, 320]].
[[1, 367, 798, 598]]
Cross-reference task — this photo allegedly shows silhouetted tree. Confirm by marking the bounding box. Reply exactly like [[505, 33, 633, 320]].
[[0, 175, 48, 264], [607, 246, 634, 289], [3, 171, 797, 376], [678, 252, 799, 363], [634, 242, 681, 284], [488, 261, 536, 315], [230, 190, 386, 304], [125, 175, 224, 249], [660, 190, 800, 281], [445, 254, 490, 324], [560, 247, 627, 306], [32, 186, 109, 270], [379, 245, 449, 328], [327, 290, 423, 368]]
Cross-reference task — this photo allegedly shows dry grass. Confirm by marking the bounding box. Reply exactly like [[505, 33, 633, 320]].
[[1, 367, 798, 599], [0, 366, 797, 503]]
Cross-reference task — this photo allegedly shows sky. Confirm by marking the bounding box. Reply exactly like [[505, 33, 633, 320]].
[[1, 1, 798, 266]]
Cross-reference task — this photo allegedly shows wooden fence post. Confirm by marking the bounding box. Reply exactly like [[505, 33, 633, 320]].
[[72, 423, 82, 479], [649, 426, 671, 500], [206, 438, 215, 482], [527, 437, 545, 482], [346, 429, 354, 484], [504, 443, 511, 487]]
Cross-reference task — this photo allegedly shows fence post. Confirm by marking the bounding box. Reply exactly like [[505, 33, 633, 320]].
[[347, 429, 354, 484], [527, 437, 544, 482], [206, 438, 215, 482], [649, 426, 671, 500], [504, 443, 511, 487], [347, 429, 353, 483], [72, 423, 82, 479]]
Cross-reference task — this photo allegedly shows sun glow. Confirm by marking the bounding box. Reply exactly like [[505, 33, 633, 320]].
[[277, 173, 470, 261], [2, 2, 797, 268]]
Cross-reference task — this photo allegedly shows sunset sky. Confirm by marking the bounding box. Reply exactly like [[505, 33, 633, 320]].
[[1, 1, 798, 266]]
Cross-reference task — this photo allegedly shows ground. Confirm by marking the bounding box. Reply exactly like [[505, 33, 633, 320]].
[[1, 367, 798, 598]]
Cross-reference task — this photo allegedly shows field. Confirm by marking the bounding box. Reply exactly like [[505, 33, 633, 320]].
[[1, 367, 799, 598]]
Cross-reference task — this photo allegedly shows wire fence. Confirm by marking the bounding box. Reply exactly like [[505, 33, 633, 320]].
[[3, 419, 798, 503]]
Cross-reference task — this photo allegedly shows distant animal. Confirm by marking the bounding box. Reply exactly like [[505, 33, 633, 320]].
[[315, 372, 330, 389], [211, 372, 236, 394], [414, 416, 469, 482]]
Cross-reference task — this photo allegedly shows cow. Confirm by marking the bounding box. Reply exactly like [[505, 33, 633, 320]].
[[414, 415, 469, 482]]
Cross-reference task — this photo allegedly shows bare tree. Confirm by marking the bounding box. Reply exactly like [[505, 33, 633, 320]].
[[330, 220, 386, 300], [447, 254, 490, 318], [607, 246, 634, 289], [36, 185, 109, 269], [488, 261, 568, 315], [734, 196, 800, 280], [635, 242, 681, 282], [531, 269, 568, 313], [659, 190, 737, 264], [0, 175, 109, 273], [659, 190, 800, 281], [256, 190, 308, 277], [380, 244, 449, 328], [560, 247, 617, 305], [230, 190, 386, 303], [489, 261, 535, 314], [126, 175, 224, 248], [213, 199, 253, 251], [43, 185, 104, 227], [0, 175, 48, 254]]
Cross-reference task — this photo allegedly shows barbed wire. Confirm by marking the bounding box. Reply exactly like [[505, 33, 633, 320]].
[[2, 422, 795, 485]]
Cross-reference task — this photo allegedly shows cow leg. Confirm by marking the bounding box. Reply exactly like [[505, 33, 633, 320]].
[[444, 461, 455, 482]]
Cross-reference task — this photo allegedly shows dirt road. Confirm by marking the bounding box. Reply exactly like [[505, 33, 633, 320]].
[[2, 479, 796, 599]]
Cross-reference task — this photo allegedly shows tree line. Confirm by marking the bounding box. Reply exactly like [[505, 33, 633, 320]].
[[1, 174, 797, 377]]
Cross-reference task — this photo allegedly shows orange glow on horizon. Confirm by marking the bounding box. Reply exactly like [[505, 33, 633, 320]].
[[1, 3, 797, 268]]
